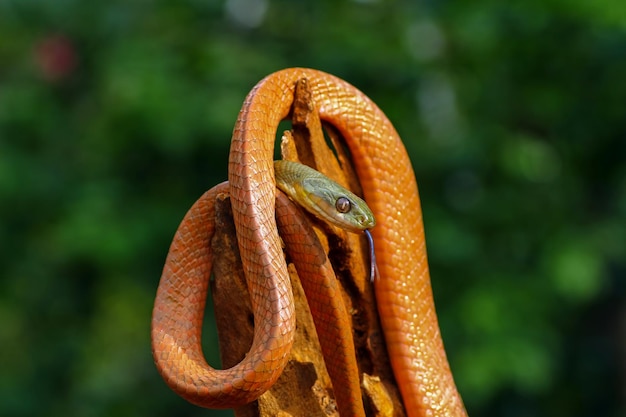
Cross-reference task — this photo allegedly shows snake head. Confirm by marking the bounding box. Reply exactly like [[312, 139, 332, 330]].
[[274, 160, 376, 233], [298, 176, 376, 233]]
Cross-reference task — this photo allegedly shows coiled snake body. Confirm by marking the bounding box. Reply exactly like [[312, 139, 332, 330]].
[[151, 68, 466, 417]]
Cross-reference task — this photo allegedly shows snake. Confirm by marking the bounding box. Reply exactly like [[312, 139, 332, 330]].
[[151, 68, 467, 416]]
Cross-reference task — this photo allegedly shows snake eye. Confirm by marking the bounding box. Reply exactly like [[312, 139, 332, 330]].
[[335, 196, 352, 213]]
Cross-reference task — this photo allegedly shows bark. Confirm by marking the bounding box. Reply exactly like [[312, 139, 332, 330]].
[[210, 78, 406, 417]]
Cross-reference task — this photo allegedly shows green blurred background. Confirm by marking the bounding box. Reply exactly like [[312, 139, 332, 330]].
[[1, 0, 625, 416]]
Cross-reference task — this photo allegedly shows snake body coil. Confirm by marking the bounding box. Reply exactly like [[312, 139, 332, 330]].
[[151, 68, 467, 417]]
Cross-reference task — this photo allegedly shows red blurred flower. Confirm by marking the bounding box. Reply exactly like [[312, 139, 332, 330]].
[[34, 35, 77, 81]]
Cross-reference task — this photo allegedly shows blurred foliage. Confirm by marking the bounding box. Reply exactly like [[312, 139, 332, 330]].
[[1, 0, 625, 416]]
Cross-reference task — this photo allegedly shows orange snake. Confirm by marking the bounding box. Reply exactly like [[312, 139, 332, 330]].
[[151, 68, 467, 416]]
